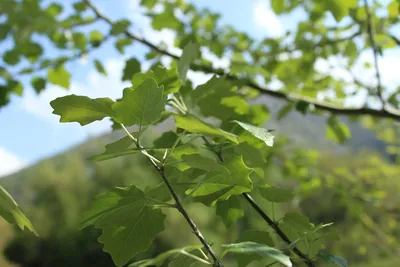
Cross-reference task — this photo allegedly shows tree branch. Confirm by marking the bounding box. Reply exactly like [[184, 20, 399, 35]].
[[121, 126, 223, 267], [363, 0, 385, 108], [202, 137, 315, 267], [85, 0, 400, 121]]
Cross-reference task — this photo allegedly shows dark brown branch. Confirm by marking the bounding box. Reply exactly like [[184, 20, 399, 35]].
[[201, 137, 315, 267], [84, 0, 400, 121], [363, 0, 385, 108]]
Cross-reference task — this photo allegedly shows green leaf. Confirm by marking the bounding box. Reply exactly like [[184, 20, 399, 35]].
[[140, 0, 157, 9], [150, 65, 181, 95], [216, 196, 244, 228], [318, 253, 348, 267], [178, 42, 199, 82], [326, 116, 351, 144], [174, 114, 238, 143], [277, 103, 293, 120], [72, 32, 87, 50], [50, 95, 115, 126], [221, 96, 250, 115], [46, 3, 62, 17], [325, 0, 357, 22], [81, 185, 166, 267], [233, 121, 274, 147], [89, 133, 140, 161], [48, 66, 71, 89], [113, 78, 165, 126], [152, 6, 180, 30], [259, 185, 294, 203], [89, 30, 104, 47], [0, 184, 38, 236], [271, 0, 285, 14], [181, 154, 224, 172], [31, 77, 46, 94], [73, 2, 88, 12], [235, 230, 275, 266], [388, 0, 400, 17], [115, 38, 133, 54], [153, 131, 179, 148], [3, 49, 20, 65], [122, 58, 141, 81], [111, 19, 131, 35], [186, 155, 253, 205], [94, 59, 107, 76], [282, 212, 313, 232], [128, 245, 205, 267], [168, 247, 208, 267], [222, 242, 292, 267]]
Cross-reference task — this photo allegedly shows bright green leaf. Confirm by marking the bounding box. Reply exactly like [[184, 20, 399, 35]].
[[81, 185, 166, 267], [174, 114, 238, 143], [115, 38, 133, 54], [72, 32, 87, 50], [113, 78, 165, 126], [222, 241, 292, 267], [271, 0, 285, 14], [0, 184, 38, 236], [388, 0, 400, 17], [90, 30, 104, 47], [48, 66, 71, 89], [234, 121, 274, 147], [50, 95, 115, 125]]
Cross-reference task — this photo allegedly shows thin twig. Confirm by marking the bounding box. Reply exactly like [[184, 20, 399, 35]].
[[363, 0, 385, 108], [202, 137, 315, 267], [121, 124, 223, 267], [83, 0, 400, 121]]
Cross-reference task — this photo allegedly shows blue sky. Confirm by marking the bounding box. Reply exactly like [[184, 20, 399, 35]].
[[0, 0, 398, 176]]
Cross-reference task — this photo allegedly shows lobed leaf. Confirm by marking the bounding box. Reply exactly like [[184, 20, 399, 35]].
[[234, 121, 274, 147], [50, 95, 115, 126]]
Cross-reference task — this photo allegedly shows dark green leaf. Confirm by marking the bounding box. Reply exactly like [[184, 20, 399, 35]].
[[113, 78, 165, 126], [277, 103, 293, 120], [31, 77, 46, 94], [122, 58, 141, 81], [318, 253, 348, 267], [235, 230, 275, 266], [72, 32, 87, 50], [81, 185, 166, 267], [3, 50, 20, 65], [50, 95, 115, 125], [88, 133, 140, 161], [115, 38, 133, 54]]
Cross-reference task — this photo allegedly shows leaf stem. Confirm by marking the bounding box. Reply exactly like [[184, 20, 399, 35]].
[[180, 250, 213, 265], [162, 130, 187, 164]]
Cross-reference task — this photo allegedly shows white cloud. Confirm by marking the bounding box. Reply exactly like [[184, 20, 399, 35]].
[[0, 147, 25, 177], [22, 58, 130, 135], [253, 0, 284, 38]]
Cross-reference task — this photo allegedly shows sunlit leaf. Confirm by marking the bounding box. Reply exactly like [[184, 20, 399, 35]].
[[50, 95, 115, 125], [0, 184, 38, 236], [94, 59, 107, 76], [216, 196, 244, 228], [113, 78, 165, 126], [174, 114, 238, 143], [48, 66, 71, 89], [234, 121, 274, 147]]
